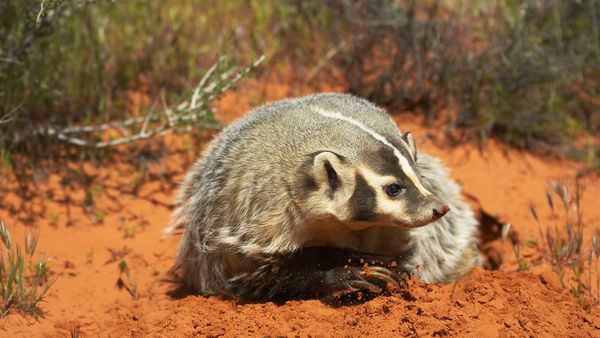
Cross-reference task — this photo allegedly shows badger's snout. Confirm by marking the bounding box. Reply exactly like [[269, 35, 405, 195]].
[[432, 204, 450, 219], [394, 202, 450, 228]]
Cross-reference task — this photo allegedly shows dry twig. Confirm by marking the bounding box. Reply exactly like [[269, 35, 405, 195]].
[[35, 55, 265, 148], [0, 114, 12, 125]]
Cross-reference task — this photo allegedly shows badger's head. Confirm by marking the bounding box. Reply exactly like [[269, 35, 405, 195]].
[[298, 131, 449, 230]]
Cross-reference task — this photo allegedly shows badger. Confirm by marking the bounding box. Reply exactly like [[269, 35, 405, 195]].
[[168, 93, 480, 301]]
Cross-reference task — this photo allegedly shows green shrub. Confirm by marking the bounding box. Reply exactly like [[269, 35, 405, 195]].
[[331, 0, 599, 160]]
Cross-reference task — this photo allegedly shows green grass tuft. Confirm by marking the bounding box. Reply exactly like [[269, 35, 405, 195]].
[[0, 220, 55, 317]]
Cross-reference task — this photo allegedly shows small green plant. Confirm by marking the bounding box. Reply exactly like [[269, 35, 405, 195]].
[[116, 259, 138, 299], [501, 223, 528, 271], [0, 220, 55, 317], [48, 211, 59, 226], [526, 237, 538, 246], [85, 248, 93, 264], [530, 178, 600, 309], [122, 225, 135, 239], [83, 189, 94, 207], [515, 247, 528, 272], [93, 209, 106, 224]]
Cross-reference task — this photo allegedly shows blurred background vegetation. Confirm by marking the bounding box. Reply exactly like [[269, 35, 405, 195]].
[[1, 0, 599, 176]]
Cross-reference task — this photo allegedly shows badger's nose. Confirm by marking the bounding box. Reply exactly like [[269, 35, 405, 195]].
[[433, 204, 450, 218]]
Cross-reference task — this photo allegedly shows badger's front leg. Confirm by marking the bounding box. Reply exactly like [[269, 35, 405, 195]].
[[225, 247, 407, 301]]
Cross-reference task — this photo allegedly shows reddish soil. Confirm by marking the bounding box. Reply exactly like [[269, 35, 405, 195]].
[[0, 76, 599, 337]]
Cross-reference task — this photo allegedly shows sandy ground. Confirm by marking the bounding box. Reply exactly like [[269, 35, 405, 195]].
[[0, 77, 599, 337]]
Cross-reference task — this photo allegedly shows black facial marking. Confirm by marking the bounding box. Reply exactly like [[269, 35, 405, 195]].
[[324, 160, 339, 198], [303, 174, 318, 191], [374, 147, 406, 178], [298, 157, 319, 195], [296, 157, 319, 201], [349, 174, 378, 221]]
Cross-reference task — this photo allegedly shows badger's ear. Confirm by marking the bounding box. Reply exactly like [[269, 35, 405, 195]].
[[312, 151, 347, 196], [402, 132, 417, 160]]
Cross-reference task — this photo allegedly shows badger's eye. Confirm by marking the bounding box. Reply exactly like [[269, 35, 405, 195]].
[[384, 184, 405, 197]]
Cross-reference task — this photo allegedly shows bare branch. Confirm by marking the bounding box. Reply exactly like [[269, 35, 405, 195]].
[[36, 0, 48, 24], [306, 37, 360, 81], [139, 109, 153, 136], [34, 55, 265, 148], [191, 58, 220, 110], [0, 103, 22, 125], [161, 93, 175, 127], [0, 114, 12, 125], [0, 57, 23, 65]]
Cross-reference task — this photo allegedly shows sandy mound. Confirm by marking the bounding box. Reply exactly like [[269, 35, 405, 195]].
[[99, 269, 598, 337]]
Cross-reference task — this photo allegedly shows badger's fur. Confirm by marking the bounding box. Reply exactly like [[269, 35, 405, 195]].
[[169, 93, 480, 300]]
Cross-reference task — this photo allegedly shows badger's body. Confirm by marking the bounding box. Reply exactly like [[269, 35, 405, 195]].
[[170, 93, 480, 300]]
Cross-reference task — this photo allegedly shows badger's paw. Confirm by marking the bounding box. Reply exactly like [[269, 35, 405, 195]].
[[222, 247, 409, 302], [324, 265, 407, 298]]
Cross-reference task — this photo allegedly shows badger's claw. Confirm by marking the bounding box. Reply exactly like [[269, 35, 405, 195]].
[[363, 270, 397, 286], [323, 264, 406, 298], [365, 266, 406, 283], [347, 280, 382, 294]]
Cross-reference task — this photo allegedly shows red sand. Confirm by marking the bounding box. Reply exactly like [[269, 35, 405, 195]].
[[0, 77, 599, 337]]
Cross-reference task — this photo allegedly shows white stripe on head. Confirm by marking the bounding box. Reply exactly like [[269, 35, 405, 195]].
[[390, 121, 417, 163], [313, 107, 431, 196], [397, 136, 415, 162], [387, 116, 415, 162]]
